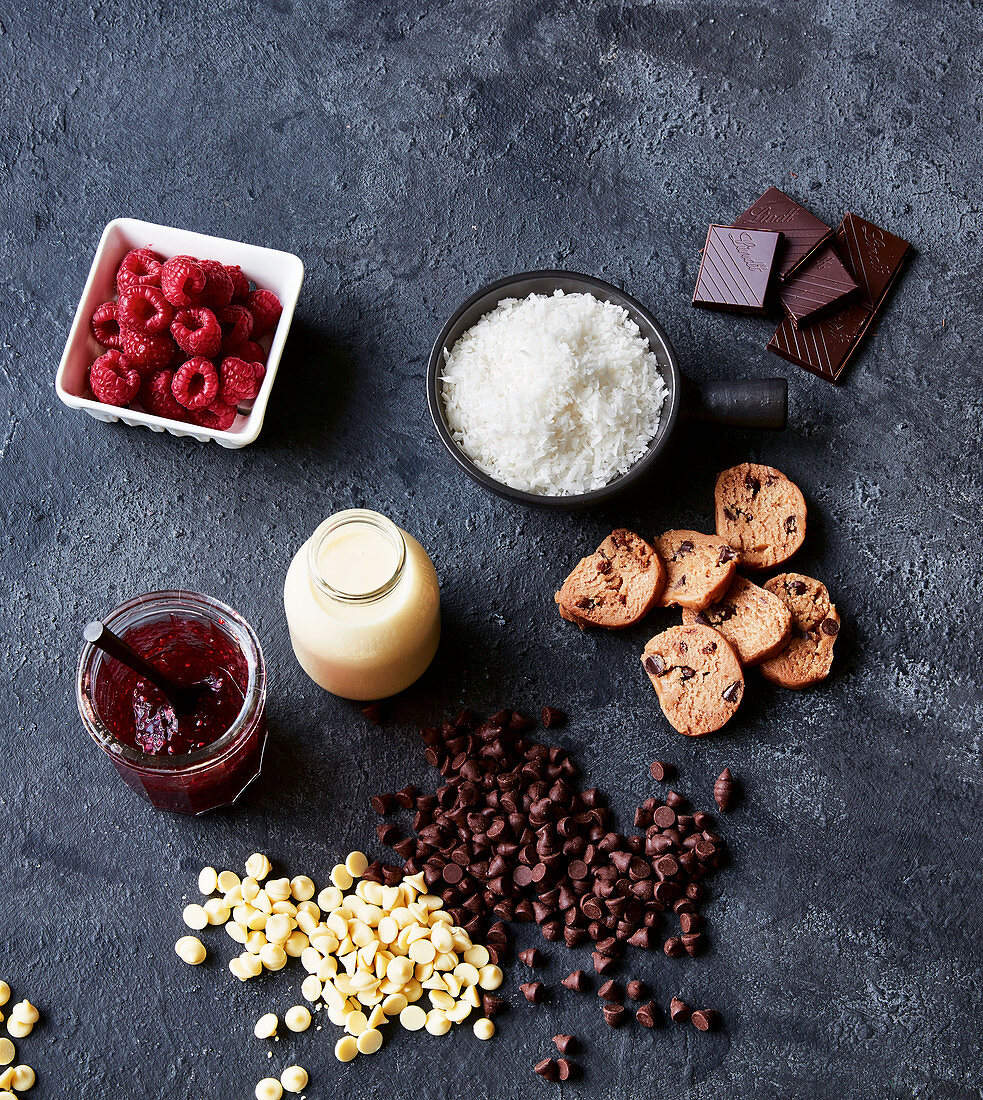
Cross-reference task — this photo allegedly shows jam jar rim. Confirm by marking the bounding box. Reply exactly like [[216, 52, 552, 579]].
[[76, 589, 266, 773]]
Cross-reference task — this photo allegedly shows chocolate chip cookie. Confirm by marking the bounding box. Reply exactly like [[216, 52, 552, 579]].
[[555, 529, 666, 629], [714, 463, 806, 570], [654, 530, 739, 610], [641, 625, 744, 736], [682, 575, 792, 666], [759, 573, 840, 689]]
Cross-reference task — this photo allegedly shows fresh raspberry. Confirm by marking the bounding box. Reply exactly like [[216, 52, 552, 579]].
[[190, 399, 237, 432], [171, 307, 222, 357], [246, 289, 282, 337], [90, 301, 123, 349], [217, 304, 253, 351], [226, 264, 251, 304], [171, 357, 219, 410], [121, 328, 177, 375], [219, 356, 266, 405], [229, 339, 267, 365], [118, 284, 174, 335], [139, 370, 191, 422], [89, 351, 140, 407], [196, 259, 234, 310], [161, 256, 206, 307], [116, 248, 162, 291]]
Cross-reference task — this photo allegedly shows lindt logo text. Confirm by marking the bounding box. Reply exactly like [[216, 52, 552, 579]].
[[727, 231, 769, 271]]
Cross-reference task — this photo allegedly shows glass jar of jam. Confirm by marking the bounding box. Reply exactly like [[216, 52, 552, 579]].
[[76, 590, 267, 815]]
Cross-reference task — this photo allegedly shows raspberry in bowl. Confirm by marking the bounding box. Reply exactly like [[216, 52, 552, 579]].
[[77, 590, 267, 815], [56, 218, 303, 447]]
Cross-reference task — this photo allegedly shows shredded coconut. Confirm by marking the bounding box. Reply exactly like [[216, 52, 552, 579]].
[[440, 290, 668, 496]]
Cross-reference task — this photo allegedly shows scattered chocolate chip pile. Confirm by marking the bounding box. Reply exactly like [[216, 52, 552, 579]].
[[370, 706, 734, 1075]]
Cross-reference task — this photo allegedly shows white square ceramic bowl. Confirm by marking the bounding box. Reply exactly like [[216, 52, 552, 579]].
[[56, 218, 304, 448]]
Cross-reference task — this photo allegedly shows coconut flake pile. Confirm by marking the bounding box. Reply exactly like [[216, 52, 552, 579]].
[[441, 290, 668, 496]]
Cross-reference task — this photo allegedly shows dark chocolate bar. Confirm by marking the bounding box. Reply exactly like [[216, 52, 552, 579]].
[[779, 244, 860, 327], [692, 225, 781, 316], [733, 187, 832, 279], [766, 302, 872, 383], [835, 213, 911, 312]]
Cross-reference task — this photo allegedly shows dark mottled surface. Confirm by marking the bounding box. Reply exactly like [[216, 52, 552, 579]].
[[0, 1, 981, 1097]]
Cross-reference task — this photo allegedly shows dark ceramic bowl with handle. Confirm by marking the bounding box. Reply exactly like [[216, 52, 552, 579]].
[[426, 270, 787, 509]]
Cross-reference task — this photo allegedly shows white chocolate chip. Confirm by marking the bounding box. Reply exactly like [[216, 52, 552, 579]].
[[284, 1005, 312, 1033], [0, 1040, 13, 1066], [259, 944, 287, 972], [181, 904, 209, 931], [245, 853, 272, 881], [425, 1009, 451, 1036], [9, 1066, 35, 1091], [280, 1065, 309, 1093], [265, 878, 292, 903], [0, 986, 8, 1009], [477, 964, 503, 990], [334, 1035, 358, 1062], [356, 1027, 383, 1054], [399, 1005, 427, 1031], [290, 875, 316, 901], [203, 898, 230, 926], [344, 852, 368, 878], [217, 871, 241, 893], [4, 1021, 30, 1040], [473, 1017, 495, 1040], [301, 975, 322, 1003], [174, 937, 206, 965], [253, 1013, 278, 1039], [254, 1077, 282, 1100], [198, 867, 219, 895], [9, 1003, 37, 1027]]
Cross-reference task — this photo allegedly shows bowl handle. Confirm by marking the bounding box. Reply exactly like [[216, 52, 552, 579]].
[[682, 377, 787, 429]]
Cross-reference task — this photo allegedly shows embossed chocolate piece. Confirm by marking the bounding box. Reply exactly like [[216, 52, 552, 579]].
[[692, 225, 781, 315]]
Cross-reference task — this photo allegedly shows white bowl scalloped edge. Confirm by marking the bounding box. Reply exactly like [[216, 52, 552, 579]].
[[55, 217, 304, 448]]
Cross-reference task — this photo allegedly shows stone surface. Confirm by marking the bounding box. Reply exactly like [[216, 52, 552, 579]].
[[0, 1, 981, 1097]]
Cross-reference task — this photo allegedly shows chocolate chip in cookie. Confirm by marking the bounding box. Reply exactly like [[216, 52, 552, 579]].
[[714, 463, 806, 570], [555, 529, 666, 629], [759, 573, 839, 688], [640, 624, 744, 737], [682, 574, 792, 666], [654, 530, 739, 611]]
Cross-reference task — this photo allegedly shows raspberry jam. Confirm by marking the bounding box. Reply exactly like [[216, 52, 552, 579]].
[[78, 591, 267, 815]]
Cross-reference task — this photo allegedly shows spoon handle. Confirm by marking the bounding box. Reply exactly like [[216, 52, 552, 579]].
[[83, 620, 180, 706]]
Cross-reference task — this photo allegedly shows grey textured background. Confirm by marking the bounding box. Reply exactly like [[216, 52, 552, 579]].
[[0, 1, 981, 1097]]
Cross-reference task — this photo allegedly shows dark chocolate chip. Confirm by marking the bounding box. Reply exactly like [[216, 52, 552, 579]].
[[663, 936, 684, 958], [598, 980, 623, 1003], [482, 994, 505, 1018], [541, 706, 566, 729], [518, 948, 542, 968], [649, 761, 674, 782], [821, 617, 839, 636], [636, 1001, 660, 1027], [678, 666, 696, 681], [561, 970, 588, 993], [556, 1058, 576, 1081], [361, 702, 384, 723], [626, 979, 648, 1001], [553, 1034, 578, 1055], [669, 996, 691, 1023], [788, 580, 807, 595], [602, 1003, 627, 1028], [721, 681, 741, 703], [717, 545, 738, 564], [692, 1008, 719, 1031], [520, 981, 546, 1004], [644, 654, 666, 676], [533, 1058, 559, 1081], [744, 473, 760, 496], [676, 540, 694, 556], [370, 793, 394, 815], [785, 515, 797, 532]]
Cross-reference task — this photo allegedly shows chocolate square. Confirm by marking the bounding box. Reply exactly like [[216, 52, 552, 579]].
[[767, 302, 872, 384], [692, 225, 780, 316], [779, 244, 860, 327], [733, 187, 832, 279], [835, 213, 911, 312]]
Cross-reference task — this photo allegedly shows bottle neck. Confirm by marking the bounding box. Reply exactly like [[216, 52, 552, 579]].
[[307, 510, 407, 605]]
